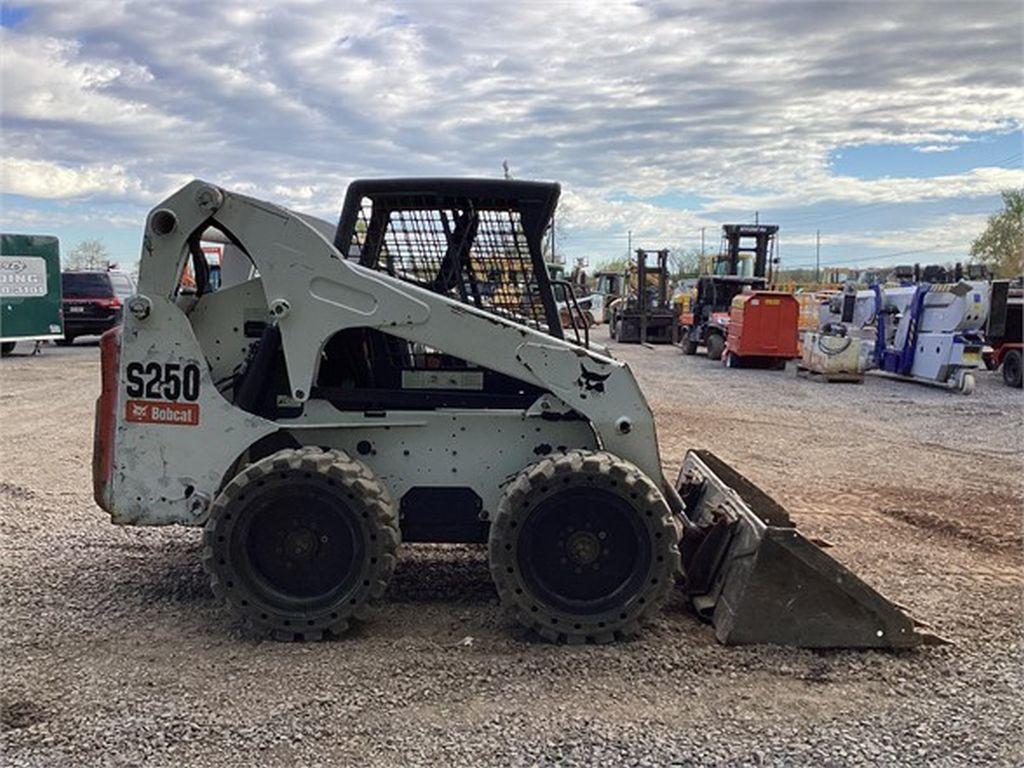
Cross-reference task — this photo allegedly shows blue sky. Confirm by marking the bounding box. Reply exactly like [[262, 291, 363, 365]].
[[1, 0, 1022, 272]]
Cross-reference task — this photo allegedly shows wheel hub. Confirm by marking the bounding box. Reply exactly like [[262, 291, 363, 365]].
[[517, 487, 650, 614], [283, 527, 318, 560], [566, 530, 601, 566], [240, 487, 362, 604]]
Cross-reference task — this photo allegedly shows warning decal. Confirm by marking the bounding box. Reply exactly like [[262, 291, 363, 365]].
[[125, 399, 200, 426]]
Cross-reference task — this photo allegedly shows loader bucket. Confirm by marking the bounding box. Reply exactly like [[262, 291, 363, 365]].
[[675, 450, 944, 649]]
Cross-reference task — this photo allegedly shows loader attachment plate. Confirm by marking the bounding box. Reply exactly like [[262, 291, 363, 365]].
[[676, 450, 944, 649]]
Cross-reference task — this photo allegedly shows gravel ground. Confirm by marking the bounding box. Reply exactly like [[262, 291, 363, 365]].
[[1, 333, 1022, 767]]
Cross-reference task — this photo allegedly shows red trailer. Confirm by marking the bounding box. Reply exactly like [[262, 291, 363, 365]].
[[724, 291, 799, 369]]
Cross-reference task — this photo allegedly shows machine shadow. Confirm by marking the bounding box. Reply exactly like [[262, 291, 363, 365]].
[[387, 543, 497, 606], [104, 536, 498, 609]]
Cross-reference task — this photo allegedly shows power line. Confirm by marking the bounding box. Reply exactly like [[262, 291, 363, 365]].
[[780, 244, 952, 269]]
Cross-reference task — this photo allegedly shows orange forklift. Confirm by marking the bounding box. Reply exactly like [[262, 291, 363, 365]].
[[679, 224, 778, 360]]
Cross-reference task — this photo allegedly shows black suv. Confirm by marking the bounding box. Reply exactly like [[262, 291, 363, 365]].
[[60, 270, 135, 344]]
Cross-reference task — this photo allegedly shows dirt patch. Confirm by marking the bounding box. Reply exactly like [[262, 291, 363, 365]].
[[869, 484, 1024, 553], [1, 699, 47, 731], [878, 506, 1023, 553], [0, 482, 36, 501]]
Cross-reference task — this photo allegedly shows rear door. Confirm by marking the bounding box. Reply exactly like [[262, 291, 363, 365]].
[[62, 272, 117, 320]]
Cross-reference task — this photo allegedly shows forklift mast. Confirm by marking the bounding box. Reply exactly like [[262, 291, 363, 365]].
[[715, 224, 779, 282], [634, 248, 670, 310]]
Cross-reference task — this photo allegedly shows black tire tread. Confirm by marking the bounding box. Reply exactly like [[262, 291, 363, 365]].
[[201, 447, 399, 640], [706, 333, 725, 361], [1003, 349, 1022, 388], [489, 449, 680, 645]]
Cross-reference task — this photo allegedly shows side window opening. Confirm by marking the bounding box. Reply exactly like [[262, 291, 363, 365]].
[[227, 326, 547, 419]]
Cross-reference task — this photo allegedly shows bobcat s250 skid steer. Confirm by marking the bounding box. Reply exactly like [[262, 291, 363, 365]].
[[92, 179, 939, 647]]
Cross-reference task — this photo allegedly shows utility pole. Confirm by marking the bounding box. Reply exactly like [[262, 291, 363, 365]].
[[700, 227, 706, 274], [815, 230, 821, 284], [755, 210, 759, 226], [549, 213, 556, 263], [627, 229, 632, 259]]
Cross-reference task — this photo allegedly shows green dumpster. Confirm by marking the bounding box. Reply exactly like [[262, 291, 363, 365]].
[[1, 234, 64, 356]]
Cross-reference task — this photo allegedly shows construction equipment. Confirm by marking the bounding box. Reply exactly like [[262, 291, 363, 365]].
[[92, 179, 939, 648], [797, 326, 869, 383], [984, 279, 1023, 388], [1, 234, 64, 356], [717, 224, 780, 281], [821, 280, 989, 393], [574, 269, 626, 326], [723, 291, 799, 369], [609, 249, 676, 343], [680, 224, 778, 359], [555, 258, 595, 330]]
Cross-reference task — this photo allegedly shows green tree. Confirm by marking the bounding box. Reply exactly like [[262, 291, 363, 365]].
[[593, 256, 631, 275], [970, 189, 1023, 278], [67, 239, 111, 270], [667, 248, 701, 280], [543, 198, 574, 263]]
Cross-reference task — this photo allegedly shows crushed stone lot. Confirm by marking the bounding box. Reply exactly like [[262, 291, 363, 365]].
[[1, 332, 1022, 767]]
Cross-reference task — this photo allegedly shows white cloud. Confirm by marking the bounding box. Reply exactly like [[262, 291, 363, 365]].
[[0, 158, 142, 199], [0, 203, 140, 231], [0, 0, 1021, 260], [704, 166, 1024, 213]]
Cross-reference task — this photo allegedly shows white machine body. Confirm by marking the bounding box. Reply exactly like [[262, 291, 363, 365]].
[[819, 280, 989, 392], [93, 181, 668, 527]]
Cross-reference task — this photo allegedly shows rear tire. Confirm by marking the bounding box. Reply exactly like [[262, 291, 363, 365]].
[[681, 337, 698, 356], [1003, 350, 1022, 388], [202, 447, 399, 640], [488, 450, 680, 644], [706, 333, 725, 361], [0, 342, 14, 357]]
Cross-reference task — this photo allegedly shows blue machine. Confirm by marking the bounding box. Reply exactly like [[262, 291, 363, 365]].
[[823, 280, 989, 393]]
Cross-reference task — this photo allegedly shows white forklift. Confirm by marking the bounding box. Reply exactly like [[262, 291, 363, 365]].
[[91, 179, 938, 647], [576, 269, 626, 326]]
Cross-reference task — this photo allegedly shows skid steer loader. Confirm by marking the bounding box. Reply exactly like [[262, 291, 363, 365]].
[[92, 179, 940, 647]]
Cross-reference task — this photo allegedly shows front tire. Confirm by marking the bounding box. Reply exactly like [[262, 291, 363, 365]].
[[957, 371, 976, 395], [202, 447, 399, 640], [706, 333, 725, 361], [0, 342, 14, 357], [1003, 350, 1022, 388], [489, 450, 680, 644]]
